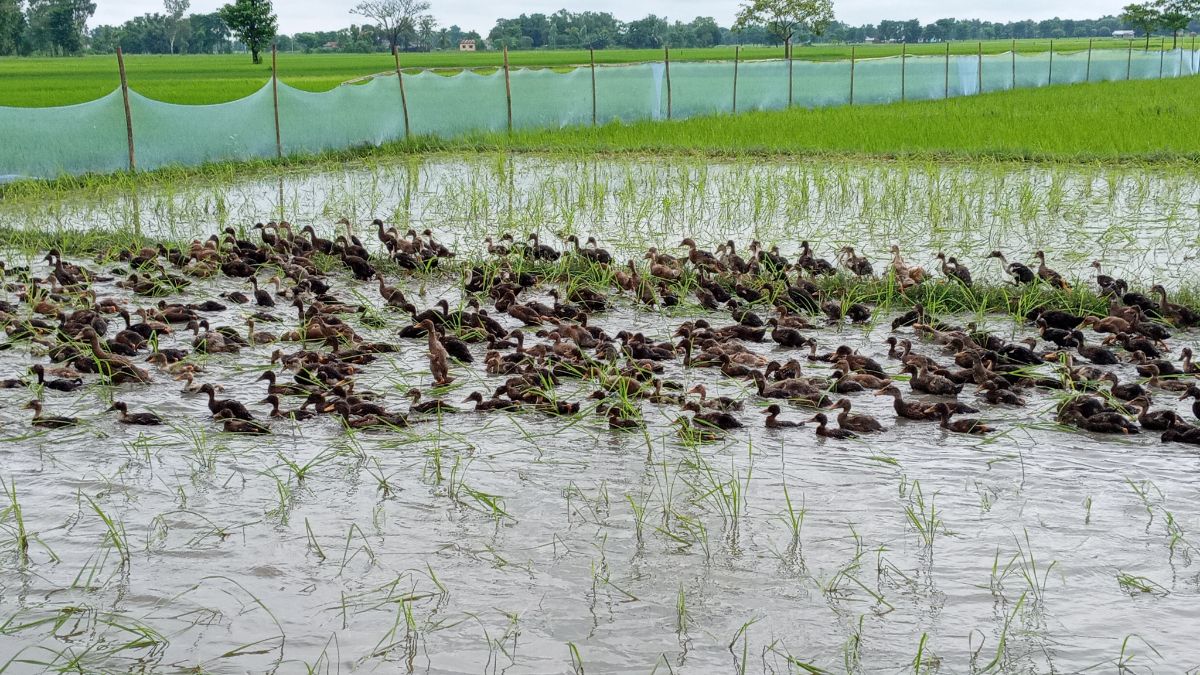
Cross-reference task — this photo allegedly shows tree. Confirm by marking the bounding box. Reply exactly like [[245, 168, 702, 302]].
[[189, 12, 230, 53], [1156, 0, 1198, 47], [1121, 2, 1162, 48], [351, 0, 429, 52], [218, 0, 275, 63], [0, 0, 24, 55], [733, 0, 834, 55], [418, 13, 435, 50], [26, 0, 94, 54], [164, 0, 188, 52]]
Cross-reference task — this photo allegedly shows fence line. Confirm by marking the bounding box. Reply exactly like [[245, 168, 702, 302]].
[[2, 46, 1198, 180]]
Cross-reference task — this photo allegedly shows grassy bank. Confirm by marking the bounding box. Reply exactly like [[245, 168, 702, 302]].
[[0, 37, 1173, 107]]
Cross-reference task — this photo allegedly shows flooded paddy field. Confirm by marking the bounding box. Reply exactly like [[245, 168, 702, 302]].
[[1, 156, 1200, 673]]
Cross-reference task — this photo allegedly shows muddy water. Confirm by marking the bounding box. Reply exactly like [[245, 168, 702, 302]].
[[0, 249, 1198, 672], [1, 155, 1200, 671], [3, 154, 1200, 287]]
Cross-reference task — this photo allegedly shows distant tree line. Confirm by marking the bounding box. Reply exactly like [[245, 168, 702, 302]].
[[5, 0, 1200, 58]]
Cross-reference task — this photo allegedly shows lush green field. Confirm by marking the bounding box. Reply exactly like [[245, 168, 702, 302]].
[[0, 37, 1182, 107], [447, 76, 1200, 162]]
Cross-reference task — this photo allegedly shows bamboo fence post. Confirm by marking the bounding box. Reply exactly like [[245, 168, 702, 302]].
[[590, 48, 597, 126], [392, 47, 410, 140], [116, 47, 135, 171], [732, 45, 740, 113], [787, 39, 794, 108], [849, 45, 856, 105], [664, 46, 672, 119], [271, 44, 281, 159], [1011, 39, 1016, 89], [944, 42, 950, 98], [503, 46, 513, 133], [977, 41, 983, 94], [1159, 38, 1166, 78], [1127, 39, 1133, 80], [1086, 38, 1092, 81], [900, 41, 906, 101], [1048, 39, 1054, 86], [1179, 39, 1185, 76]]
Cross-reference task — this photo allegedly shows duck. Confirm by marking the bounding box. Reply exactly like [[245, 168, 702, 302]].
[[1128, 396, 1185, 431], [750, 370, 830, 407], [828, 398, 884, 433], [407, 388, 459, 415], [932, 402, 994, 435], [106, 401, 163, 425], [1161, 426, 1200, 445], [809, 413, 856, 440], [29, 364, 83, 392], [1145, 364, 1191, 393], [988, 251, 1035, 285], [257, 370, 310, 397], [1179, 385, 1200, 421], [902, 363, 962, 396], [607, 409, 644, 430], [682, 401, 743, 430], [874, 386, 939, 421], [761, 404, 804, 429], [673, 415, 724, 442], [1033, 251, 1070, 289], [198, 383, 254, 420], [418, 320, 455, 386], [936, 252, 972, 286], [261, 394, 317, 421], [687, 384, 743, 412], [222, 418, 271, 434], [25, 400, 78, 428]]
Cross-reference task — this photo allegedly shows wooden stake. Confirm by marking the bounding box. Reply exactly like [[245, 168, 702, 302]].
[[1086, 38, 1093, 82], [503, 46, 513, 133], [1159, 38, 1166, 78], [1127, 39, 1133, 80], [944, 42, 950, 99], [1011, 39, 1016, 89], [1048, 39, 1054, 86], [900, 41, 906, 102], [782, 39, 792, 107], [116, 47, 135, 171], [271, 44, 281, 159], [732, 45, 740, 113], [590, 48, 597, 126], [664, 46, 672, 120], [977, 41, 983, 94], [849, 45, 856, 105], [392, 46, 410, 140]]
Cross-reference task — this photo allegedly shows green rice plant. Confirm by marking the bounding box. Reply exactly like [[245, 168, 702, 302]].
[[84, 494, 130, 568], [1117, 634, 1163, 672], [1116, 572, 1169, 597], [0, 477, 29, 561], [903, 480, 943, 549], [567, 642, 584, 675]]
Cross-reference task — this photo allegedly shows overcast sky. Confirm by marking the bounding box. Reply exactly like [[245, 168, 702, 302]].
[[93, 0, 1130, 33]]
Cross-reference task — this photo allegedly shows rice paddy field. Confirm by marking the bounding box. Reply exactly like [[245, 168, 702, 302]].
[[0, 37, 1174, 107], [2, 151, 1200, 673]]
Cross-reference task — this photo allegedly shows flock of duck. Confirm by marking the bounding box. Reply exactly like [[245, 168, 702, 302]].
[[5, 220, 1200, 447]]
